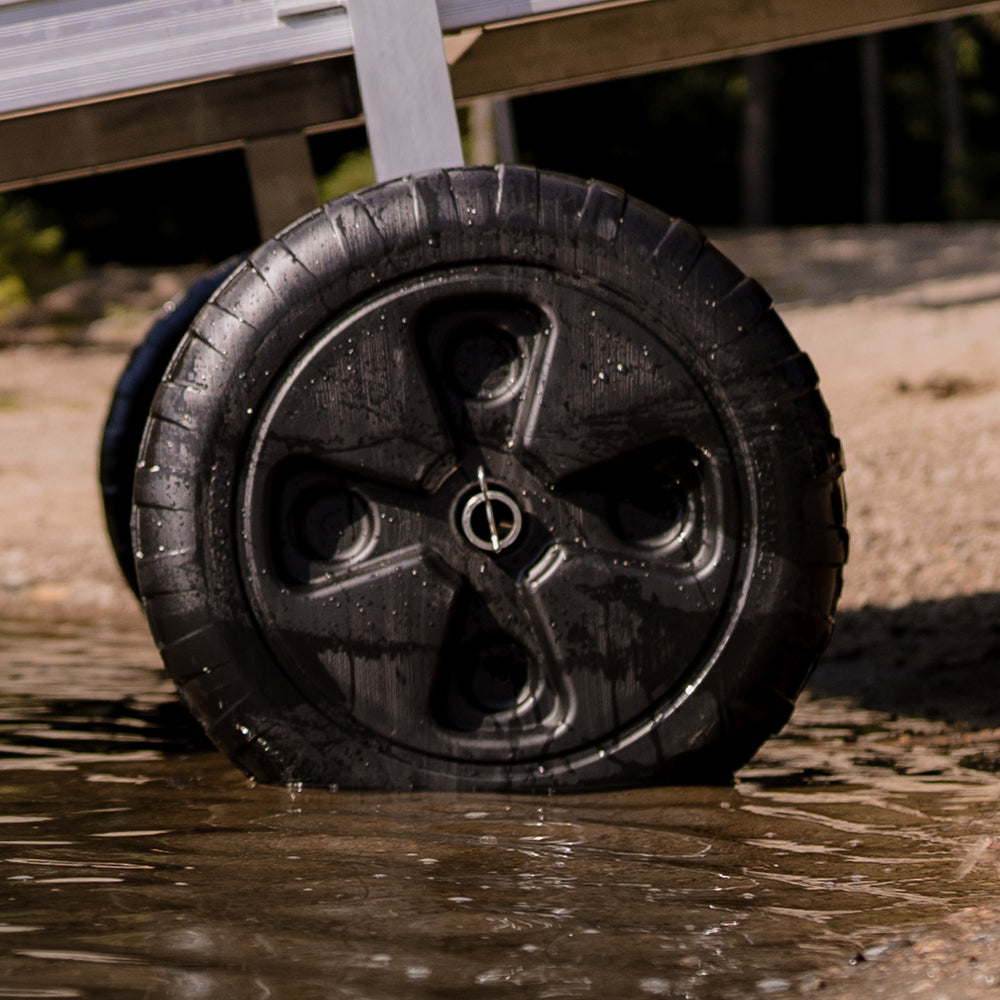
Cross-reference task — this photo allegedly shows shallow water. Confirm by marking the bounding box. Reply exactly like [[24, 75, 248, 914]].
[[2, 618, 1000, 999]]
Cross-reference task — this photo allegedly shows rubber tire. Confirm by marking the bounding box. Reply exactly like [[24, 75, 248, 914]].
[[99, 259, 241, 593], [132, 166, 847, 791]]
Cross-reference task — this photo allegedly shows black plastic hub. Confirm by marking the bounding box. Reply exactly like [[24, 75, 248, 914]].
[[458, 469, 523, 553], [236, 266, 740, 766]]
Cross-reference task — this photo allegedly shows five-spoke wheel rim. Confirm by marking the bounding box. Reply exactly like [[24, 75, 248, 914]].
[[237, 264, 749, 767]]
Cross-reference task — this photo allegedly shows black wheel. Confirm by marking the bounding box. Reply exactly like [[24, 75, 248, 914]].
[[133, 167, 847, 791], [99, 259, 241, 593]]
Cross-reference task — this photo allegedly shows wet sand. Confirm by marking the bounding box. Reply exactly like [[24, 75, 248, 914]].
[[3, 224, 1000, 994]]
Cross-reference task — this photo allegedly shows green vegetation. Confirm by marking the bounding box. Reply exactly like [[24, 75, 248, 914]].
[[315, 109, 481, 203], [317, 147, 376, 203], [0, 196, 82, 321]]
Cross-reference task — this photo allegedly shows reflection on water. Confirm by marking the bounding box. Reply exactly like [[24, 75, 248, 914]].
[[1, 618, 1000, 999]]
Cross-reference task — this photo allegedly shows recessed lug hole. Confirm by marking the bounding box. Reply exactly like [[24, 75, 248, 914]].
[[290, 483, 374, 563], [446, 319, 525, 401], [608, 456, 702, 550], [611, 487, 687, 549], [459, 638, 530, 714]]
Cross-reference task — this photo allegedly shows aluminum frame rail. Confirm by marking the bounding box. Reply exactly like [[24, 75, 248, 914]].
[[3, 0, 1000, 202], [0, 0, 609, 119]]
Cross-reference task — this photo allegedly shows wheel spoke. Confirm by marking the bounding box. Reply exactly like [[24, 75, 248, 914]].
[[414, 290, 554, 458], [552, 437, 736, 573], [522, 543, 738, 742], [428, 574, 570, 746], [253, 295, 457, 491], [254, 459, 460, 588], [251, 536, 574, 757], [249, 546, 463, 745], [520, 294, 729, 479]]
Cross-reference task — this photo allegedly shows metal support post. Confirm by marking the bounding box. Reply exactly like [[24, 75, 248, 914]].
[[347, 0, 465, 182]]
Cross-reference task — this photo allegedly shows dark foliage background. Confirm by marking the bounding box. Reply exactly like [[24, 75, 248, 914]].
[[9, 15, 1000, 266]]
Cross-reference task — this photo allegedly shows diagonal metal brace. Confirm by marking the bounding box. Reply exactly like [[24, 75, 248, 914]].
[[347, 0, 465, 182]]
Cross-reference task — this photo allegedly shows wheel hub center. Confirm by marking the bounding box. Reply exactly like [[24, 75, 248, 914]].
[[459, 466, 524, 553]]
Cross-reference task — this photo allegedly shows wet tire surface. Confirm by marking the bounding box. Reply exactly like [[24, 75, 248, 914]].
[[132, 166, 847, 790]]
